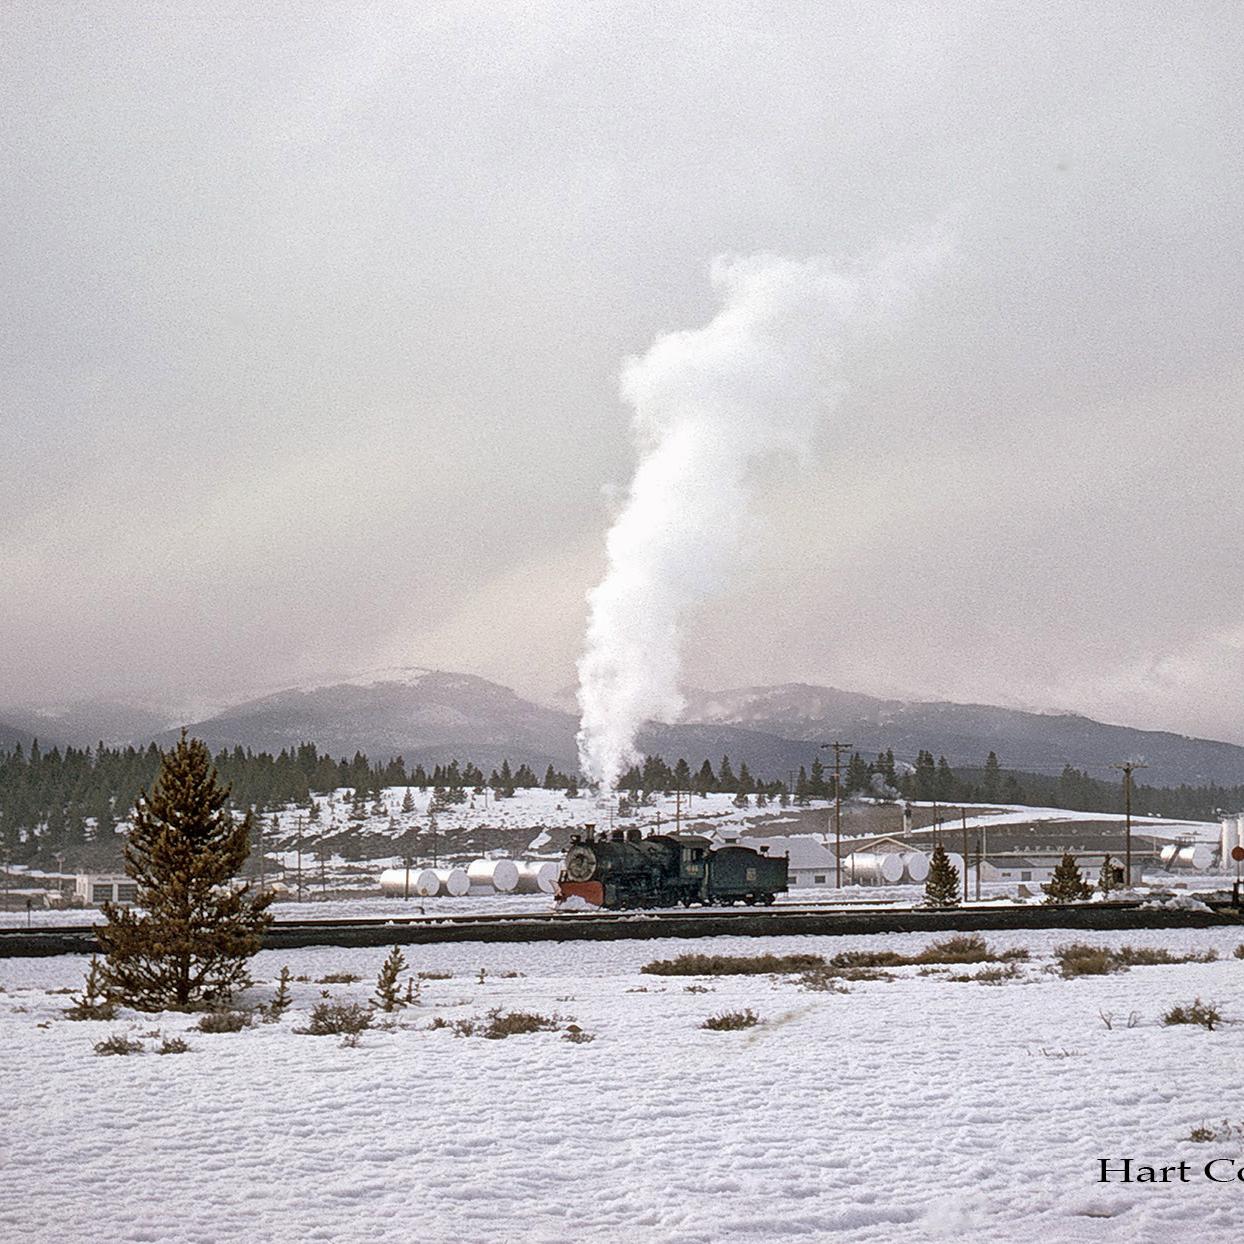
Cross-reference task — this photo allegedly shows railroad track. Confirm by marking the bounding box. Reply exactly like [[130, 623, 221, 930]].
[[2, 897, 1241, 957]]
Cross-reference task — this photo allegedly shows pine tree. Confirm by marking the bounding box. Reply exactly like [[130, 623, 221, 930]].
[[982, 751, 1001, 801], [373, 945, 407, 1012], [95, 732, 273, 1011], [924, 843, 960, 908], [401, 787, 415, 814], [1043, 851, 1093, 904], [1097, 854, 1121, 896]]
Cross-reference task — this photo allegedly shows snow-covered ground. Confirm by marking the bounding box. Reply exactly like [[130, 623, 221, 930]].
[[3, 926, 1243, 1242]]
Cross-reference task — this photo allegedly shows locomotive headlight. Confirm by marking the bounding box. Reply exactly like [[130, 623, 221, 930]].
[[564, 844, 598, 881]]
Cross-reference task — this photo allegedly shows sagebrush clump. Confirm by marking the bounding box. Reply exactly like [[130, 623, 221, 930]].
[[642, 952, 824, 977], [1162, 999, 1221, 1030], [195, 1010, 252, 1033], [94, 1033, 143, 1056], [702, 1009, 760, 1031]]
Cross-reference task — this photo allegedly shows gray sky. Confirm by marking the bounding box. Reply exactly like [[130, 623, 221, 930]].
[[3, 2, 1243, 740]]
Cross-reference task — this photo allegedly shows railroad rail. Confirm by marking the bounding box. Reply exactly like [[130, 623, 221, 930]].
[[1, 897, 1241, 957]]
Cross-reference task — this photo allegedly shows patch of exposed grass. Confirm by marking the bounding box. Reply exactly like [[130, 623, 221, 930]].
[[317, 973, 361, 985], [1114, 945, 1217, 967], [642, 952, 825, 976], [702, 1008, 760, 1031], [417, 970, 452, 980], [1162, 999, 1222, 1030], [797, 966, 850, 993], [1233, 944, 1244, 960]]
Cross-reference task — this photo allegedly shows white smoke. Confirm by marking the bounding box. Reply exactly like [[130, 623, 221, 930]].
[[576, 246, 939, 790]]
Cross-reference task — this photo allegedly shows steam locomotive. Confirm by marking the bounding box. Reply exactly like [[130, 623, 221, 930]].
[[555, 826, 788, 909]]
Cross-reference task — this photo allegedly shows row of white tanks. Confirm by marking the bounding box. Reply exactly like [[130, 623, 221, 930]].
[[845, 849, 963, 886], [379, 859, 559, 898]]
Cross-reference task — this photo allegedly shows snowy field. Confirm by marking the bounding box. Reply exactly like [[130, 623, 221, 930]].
[[4, 926, 1244, 1243]]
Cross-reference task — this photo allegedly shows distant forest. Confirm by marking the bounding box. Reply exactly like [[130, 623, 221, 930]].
[[1, 738, 1241, 867]]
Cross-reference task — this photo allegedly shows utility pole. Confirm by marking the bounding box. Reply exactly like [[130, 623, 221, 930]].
[[257, 810, 265, 895], [1112, 762, 1148, 886], [296, 815, 304, 902], [675, 787, 682, 835], [961, 809, 969, 904], [821, 742, 854, 889]]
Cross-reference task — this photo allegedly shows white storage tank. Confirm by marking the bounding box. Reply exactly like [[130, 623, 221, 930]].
[[942, 852, 965, 877], [434, 867, 470, 897], [379, 867, 440, 897], [901, 851, 931, 884], [467, 858, 519, 893], [515, 861, 559, 894], [848, 851, 904, 885], [1160, 843, 1214, 871]]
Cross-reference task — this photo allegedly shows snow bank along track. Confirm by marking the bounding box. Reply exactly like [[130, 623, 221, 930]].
[[2, 899, 1242, 957]]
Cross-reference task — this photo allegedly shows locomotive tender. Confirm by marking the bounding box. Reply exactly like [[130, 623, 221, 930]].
[[555, 826, 788, 909]]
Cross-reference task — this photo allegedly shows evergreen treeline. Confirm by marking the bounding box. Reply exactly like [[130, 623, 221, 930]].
[[3, 738, 1242, 868]]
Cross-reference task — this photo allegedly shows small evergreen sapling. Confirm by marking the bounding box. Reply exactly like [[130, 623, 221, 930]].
[[1043, 852, 1094, 903], [374, 946, 408, 1012], [266, 966, 293, 1019], [65, 956, 117, 1021], [924, 843, 961, 908]]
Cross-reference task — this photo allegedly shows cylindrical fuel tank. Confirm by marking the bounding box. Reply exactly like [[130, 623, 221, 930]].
[[848, 851, 904, 885], [467, 858, 519, 893], [901, 851, 931, 883], [1160, 843, 1213, 871], [515, 861, 559, 893], [434, 867, 470, 896]]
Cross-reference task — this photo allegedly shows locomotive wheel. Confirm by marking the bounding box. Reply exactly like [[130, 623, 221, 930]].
[[744, 894, 756, 906]]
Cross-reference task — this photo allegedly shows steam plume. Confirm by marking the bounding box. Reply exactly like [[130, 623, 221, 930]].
[[576, 247, 936, 789]]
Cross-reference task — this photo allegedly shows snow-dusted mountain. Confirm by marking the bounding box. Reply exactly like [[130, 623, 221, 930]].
[[9, 668, 1244, 787], [678, 683, 1244, 786], [166, 668, 582, 771]]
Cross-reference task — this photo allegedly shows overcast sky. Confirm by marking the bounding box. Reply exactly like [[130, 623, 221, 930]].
[[3, 2, 1243, 739]]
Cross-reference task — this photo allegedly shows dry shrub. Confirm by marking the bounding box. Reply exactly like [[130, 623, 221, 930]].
[[1162, 999, 1222, 1030], [481, 1009, 560, 1039], [317, 973, 361, 985], [1234, 944, 1244, 961], [642, 952, 824, 977], [797, 966, 850, 993], [302, 1001, 373, 1036], [1187, 1119, 1244, 1143], [195, 1010, 252, 1033], [418, 970, 452, 980], [912, 935, 992, 965], [702, 1008, 760, 1031], [562, 1024, 594, 1044], [94, 1033, 143, 1056], [1054, 943, 1125, 978], [829, 949, 907, 969], [158, 1036, 190, 1055]]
